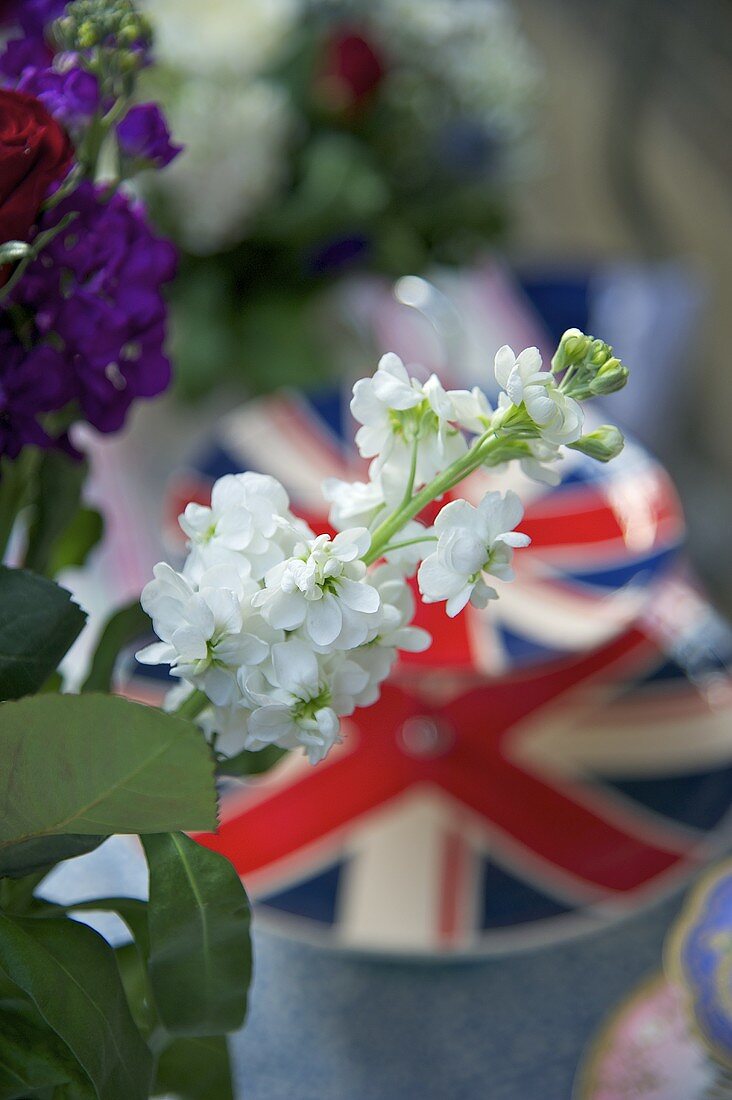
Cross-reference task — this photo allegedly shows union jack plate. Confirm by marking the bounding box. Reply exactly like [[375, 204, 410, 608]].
[[125, 389, 732, 957]]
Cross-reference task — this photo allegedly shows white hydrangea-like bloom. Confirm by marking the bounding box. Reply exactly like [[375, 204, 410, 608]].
[[143, 0, 298, 77], [155, 79, 294, 254], [494, 345, 583, 446], [418, 491, 530, 617], [252, 528, 381, 649]]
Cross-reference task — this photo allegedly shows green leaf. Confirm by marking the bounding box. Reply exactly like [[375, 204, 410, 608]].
[[0, 694, 217, 864], [82, 600, 152, 694], [154, 1036, 234, 1100], [48, 507, 104, 576], [0, 1003, 87, 1099], [66, 897, 150, 958], [142, 833, 251, 1037], [0, 836, 106, 880], [0, 913, 153, 1100], [217, 744, 286, 777], [24, 452, 88, 577], [0, 567, 86, 701]]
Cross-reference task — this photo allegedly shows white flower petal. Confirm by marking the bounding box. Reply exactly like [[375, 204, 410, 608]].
[[305, 592, 343, 647]]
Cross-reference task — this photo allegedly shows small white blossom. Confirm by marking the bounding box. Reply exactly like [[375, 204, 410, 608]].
[[136, 562, 270, 704], [351, 353, 469, 488], [449, 385, 493, 434], [322, 476, 385, 530], [350, 353, 423, 461], [418, 491, 530, 617], [252, 528, 381, 648], [243, 639, 369, 764], [494, 345, 583, 445], [181, 472, 310, 581]]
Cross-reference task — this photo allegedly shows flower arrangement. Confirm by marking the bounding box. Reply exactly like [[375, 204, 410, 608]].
[[0, 4, 254, 1096], [0, 3, 629, 1096], [140, 332, 628, 767], [137, 0, 540, 395]]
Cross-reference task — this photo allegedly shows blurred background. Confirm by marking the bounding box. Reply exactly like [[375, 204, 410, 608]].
[[116, 0, 732, 623], [509, 0, 732, 616]]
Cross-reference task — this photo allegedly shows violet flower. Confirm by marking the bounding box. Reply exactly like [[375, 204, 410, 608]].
[[15, 182, 177, 435], [0, 328, 72, 460], [116, 103, 182, 168], [16, 64, 99, 127]]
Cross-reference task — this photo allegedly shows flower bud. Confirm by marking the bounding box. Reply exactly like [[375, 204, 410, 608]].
[[589, 339, 612, 367], [589, 358, 629, 395], [568, 425, 625, 462], [551, 327, 590, 373]]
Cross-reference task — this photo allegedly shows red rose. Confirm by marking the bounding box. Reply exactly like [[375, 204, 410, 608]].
[[0, 88, 73, 246], [318, 29, 385, 111]]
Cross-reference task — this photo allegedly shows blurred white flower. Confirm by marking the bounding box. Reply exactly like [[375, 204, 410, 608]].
[[323, 476, 385, 530], [155, 79, 294, 254], [418, 490, 530, 616], [143, 0, 298, 76]]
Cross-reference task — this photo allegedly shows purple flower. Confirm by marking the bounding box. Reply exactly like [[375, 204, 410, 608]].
[[17, 0, 67, 37], [16, 64, 99, 127], [0, 35, 52, 82], [15, 182, 177, 434], [116, 103, 182, 168], [0, 327, 72, 460]]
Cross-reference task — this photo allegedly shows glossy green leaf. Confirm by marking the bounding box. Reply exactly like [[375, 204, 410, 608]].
[[0, 694, 217, 863], [82, 600, 152, 694], [154, 1036, 234, 1100], [0, 568, 86, 701], [142, 833, 251, 1036], [0, 913, 152, 1100]]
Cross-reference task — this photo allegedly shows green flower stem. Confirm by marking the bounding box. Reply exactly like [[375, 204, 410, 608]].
[[364, 429, 506, 565], [0, 213, 79, 305], [378, 535, 437, 556], [172, 688, 210, 722]]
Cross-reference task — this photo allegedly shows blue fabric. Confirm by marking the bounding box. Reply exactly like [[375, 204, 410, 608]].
[[231, 894, 685, 1099]]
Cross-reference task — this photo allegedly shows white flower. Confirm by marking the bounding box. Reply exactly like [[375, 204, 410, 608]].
[[136, 562, 269, 704], [322, 476, 385, 530], [449, 385, 493, 434], [494, 345, 583, 445], [252, 528, 381, 649], [519, 439, 563, 486], [351, 353, 469, 488], [143, 0, 297, 76], [181, 472, 310, 581], [350, 352, 423, 461], [243, 639, 369, 764], [417, 491, 530, 616], [152, 79, 294, 254]]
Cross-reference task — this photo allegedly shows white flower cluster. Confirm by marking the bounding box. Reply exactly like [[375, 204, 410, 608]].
[[138, 472, 429, 763], [141, 334, 626, 764]]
